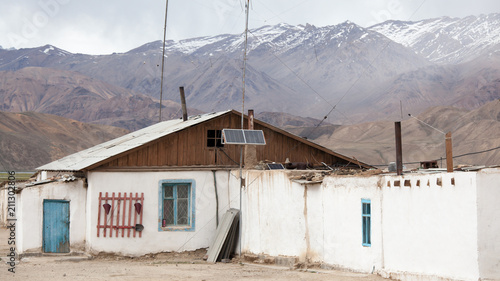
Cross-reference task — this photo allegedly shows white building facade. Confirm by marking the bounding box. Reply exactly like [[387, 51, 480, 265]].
[[241, 169, 500, 281]]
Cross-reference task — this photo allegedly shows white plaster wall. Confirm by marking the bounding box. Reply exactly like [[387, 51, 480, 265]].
[[319, 175, 383, 272], [242, 171, 307, 258], [380, 172, 480, 281], [86, 170, 239, 256], [242, 171, 383, 272], [241, 170, 485, 281], [16, 180, 87, 254], [476, 168, 500, 280]]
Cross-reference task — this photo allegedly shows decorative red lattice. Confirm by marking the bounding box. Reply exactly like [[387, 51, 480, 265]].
[[97, 192, 144, 238]]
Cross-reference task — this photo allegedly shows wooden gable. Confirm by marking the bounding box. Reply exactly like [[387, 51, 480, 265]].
[[94, 111, 369, 170]]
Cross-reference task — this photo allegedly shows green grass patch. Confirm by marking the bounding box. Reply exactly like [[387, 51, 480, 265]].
[[0, 171, 35, 182]]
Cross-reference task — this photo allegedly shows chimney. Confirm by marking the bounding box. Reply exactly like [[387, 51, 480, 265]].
[[244, 109, 258, 168], [179, 86, 188, 121], [395, 121, 403, 175], [248, 109, 254, 130]]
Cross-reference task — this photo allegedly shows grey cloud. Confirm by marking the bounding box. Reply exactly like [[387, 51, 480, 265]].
[[0, 0, 498, 54]]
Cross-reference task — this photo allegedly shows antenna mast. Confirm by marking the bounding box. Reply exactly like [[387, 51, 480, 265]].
[[241, 0, 250, 128], [238, 0, 250, 259], [159, 0, 169, 122]]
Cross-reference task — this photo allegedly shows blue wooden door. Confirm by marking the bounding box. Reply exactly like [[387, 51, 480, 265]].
[[43, 200, 70, 253]]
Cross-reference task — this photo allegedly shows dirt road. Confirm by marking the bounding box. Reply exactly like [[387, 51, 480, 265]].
[[0, 226, 387, 280]]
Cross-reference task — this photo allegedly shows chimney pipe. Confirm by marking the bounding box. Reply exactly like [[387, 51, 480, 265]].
[[179, 86, 188, 121], [395, 121, 403, 175], [244, 109, 257, 168], [248, 109, 254, 130]]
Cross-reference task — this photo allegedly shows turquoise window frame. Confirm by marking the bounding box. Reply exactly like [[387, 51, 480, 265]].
[[158, 179, 196, 232], [362, 199, 371, 247]]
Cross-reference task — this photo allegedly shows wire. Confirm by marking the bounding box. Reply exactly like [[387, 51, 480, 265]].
[[217, 148, 240, 165], [175, 191, 241, 252], [408, 114, 446, 135], [248, 30, 334, 108], [369, 144, 500, 167], [453, 145, 500, 159], [256, 0, 315, 23]]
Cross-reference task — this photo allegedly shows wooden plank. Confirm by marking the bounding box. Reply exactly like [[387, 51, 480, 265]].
[[136, 148, 144, 166], [110, 192, 115, 237], [171, 135, 178, 166], [195, 125, 202, 165], [158, 139, 167, 166], [133, 192, 138, 238], [116, 193, 121, 237], [128, 193, 133, 237], [122, 193, 127, 237], [139, 193, 144, 238], [446, 132, 453, 172], [149, 143, 158, 166], [103, 192, 108, 238], [128, 151, 138, 167], [142, 146, 149, 166]]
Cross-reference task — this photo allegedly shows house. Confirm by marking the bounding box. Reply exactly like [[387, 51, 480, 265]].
[[240, 168, 500, 281], [12, 108, 500, 281], [16, 110, 370, 256]]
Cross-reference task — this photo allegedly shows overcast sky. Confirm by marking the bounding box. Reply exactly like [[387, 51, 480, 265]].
[[1, 0, 499, 54]]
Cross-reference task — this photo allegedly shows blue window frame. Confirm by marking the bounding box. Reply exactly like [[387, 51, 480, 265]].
[[362, 199, 371, 247], [158, 179, 195, 231]]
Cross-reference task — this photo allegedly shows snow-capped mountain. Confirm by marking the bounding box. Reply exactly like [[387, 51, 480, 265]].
[[123, 21, 427, 114], [0, 14, 499, 127], [371, 13, 500, 64]]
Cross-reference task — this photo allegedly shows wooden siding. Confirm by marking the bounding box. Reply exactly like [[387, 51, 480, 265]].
[[97, 112, 354, 169]]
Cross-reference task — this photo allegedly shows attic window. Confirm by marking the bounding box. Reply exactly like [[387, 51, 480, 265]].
[[207, 130, 224, 148]]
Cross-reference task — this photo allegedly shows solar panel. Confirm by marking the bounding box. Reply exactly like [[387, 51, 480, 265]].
[[244, 130, 266, 144], [222, 129, 245, 144], [267, 163, 284, 170], [222, 129, 266, 145]]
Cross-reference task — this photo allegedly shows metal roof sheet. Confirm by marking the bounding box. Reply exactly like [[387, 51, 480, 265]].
[[37, 111, 231, 171]]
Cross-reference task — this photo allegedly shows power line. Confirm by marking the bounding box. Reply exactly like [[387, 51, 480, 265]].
[[369, 144, 500, 167], [248, 30, 334, 108]]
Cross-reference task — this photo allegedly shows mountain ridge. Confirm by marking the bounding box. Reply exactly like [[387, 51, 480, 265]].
[[0, 111, 129, 170], [0, 14, 498, 126]]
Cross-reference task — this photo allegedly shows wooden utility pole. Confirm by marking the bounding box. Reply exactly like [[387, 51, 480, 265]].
[[446, 132, 453, 172]]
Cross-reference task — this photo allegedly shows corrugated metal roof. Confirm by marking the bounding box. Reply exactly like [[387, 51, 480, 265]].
[[37, 111, 231, 171]]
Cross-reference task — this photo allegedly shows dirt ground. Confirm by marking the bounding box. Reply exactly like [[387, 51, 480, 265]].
[[0, 226, 388, 281]]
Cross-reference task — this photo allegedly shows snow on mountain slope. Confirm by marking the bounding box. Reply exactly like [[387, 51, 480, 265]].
[[148, 21, 387, 58], [371, 13, 500, 64]]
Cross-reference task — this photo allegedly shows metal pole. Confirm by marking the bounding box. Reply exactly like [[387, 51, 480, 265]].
[[395, 121, 403, 175], [159, 0, 169, 122], [239, 0, 250, 260], [241, 0, 250, 129]]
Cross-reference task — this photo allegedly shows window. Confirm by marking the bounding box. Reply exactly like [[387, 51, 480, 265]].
[[362, 199, 371, 247], [158, 180, 195, 231], [207, 130, 224, 148]]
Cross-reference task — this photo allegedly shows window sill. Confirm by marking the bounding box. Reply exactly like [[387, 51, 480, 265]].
[[159, 225, 195, 232]]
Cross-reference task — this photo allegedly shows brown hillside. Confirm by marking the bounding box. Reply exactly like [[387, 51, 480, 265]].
[[313, 100, 500, 168], [0, 67, 201, 131], [0, 111, 128, 171]]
